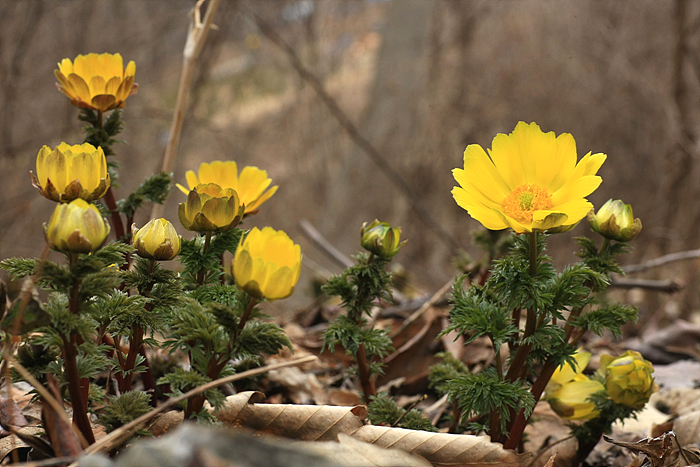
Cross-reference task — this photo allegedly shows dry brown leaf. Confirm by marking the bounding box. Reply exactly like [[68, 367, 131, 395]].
[[603, 432, 674, 467], [215, 392, 528, 466], [353, 425, 530, 467], [300, 433, 432, 467], [148, 410, 185, 437], [215, 392, 367, 441], [0, 426, 44, 461]]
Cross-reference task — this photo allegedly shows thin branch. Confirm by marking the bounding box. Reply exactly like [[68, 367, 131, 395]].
[[77, 355, 317, 459], [609, 276, 682, 294], [250, 8, 461, 252], [151, 0, 222, 219], [299, 219, 353, 269], [623, 248, 700, 273]]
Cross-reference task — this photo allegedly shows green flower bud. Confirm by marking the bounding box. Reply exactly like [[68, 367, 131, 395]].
[[360, 220, 406, 259], [587, 199, 642, 242], [599, 350, 657, 409]]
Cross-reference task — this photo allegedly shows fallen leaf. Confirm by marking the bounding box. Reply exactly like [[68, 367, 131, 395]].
[[214, 392, 529, 466], [300, 433, 431, 467], [603, 432, 674, 467], [353, 425, 530, 467], [215, 392, 367, 441]]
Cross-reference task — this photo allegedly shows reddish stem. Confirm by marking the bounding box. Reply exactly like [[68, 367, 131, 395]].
[[356, 343, 376, 401], [103, 187, 125, 242]]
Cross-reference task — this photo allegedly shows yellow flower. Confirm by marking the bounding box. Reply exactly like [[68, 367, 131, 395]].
[[54, 53, 137, 112], [588, 199, 642, 242], [360, 220, 407, 259], [44, 199, 110, 253], [132, 218, 181, 261], [178, 183, 244, 233], [599, 350, 657, 409], [452, 122, 606, 233], [31, 143, 110, 203], [177, 161, 277, 215], [544, 349, 605, 420], [233, 227, 302, 301]]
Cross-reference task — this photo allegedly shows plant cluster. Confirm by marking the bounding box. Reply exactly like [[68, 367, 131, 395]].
[[428, 122, 651, 458], [0, 52, 301, 444]]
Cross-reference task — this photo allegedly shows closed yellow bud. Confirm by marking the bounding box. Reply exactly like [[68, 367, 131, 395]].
[[178, 183, 245, 233], [177, 161, 277, 215], [547, 376, 605, 420], [360, 220, 406, 259], [44, 199, 110, 253], [54, 53, 137, 111], [544, 349, 605, 420], [132, 218, 181, 261], [588, 199, 642, 242], [31, 143, 110, 203], [599, 350, 657, 409], [233, 227, 302, 301]]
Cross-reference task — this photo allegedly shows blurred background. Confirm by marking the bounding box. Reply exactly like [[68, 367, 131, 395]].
[[1, 0, 698, 328]]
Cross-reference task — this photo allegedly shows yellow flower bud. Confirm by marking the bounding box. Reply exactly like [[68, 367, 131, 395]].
[[31, 143, 110, 203], [544, 349, 605, 420], [360, 220, 406, 259], [177, 161, 278, 215], [547, 376, 606, 420], [233, 227, 302, 301], [599, 350, 657, 409], [54, 53, 137, 112], [178, 183, 245, 233], [44, 199, 110, 253], [132, 218, 181, 261], [587, 199, 642, 242]]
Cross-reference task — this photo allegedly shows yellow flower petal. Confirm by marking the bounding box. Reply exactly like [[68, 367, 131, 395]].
[[452, 122, 605, 233]]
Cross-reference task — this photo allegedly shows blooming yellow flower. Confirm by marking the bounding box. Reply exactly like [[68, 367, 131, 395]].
[[54, 53, 137, 112], [598, 350, 657, 409], [44, 199, 110, 253], [31, 143, 110, 203], [178, 183, 244, 233], [452, 122, 606, 233], [360, 220, 407, 259], [588, 199, 642, 242], [177, 161, 277, 215], [233, 227, 302, 301], [132, 218, 181, 261], [544, 349, 605, 420]]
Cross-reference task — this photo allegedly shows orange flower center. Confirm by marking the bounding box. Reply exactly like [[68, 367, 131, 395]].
[[502, 184, 553, 224]]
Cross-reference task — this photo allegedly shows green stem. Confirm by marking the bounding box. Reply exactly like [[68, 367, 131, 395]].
[[195, 232, 213, 285]]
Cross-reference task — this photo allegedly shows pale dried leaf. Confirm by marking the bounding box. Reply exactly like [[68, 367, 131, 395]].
[[353, 425, 530, 467], [215, 392, 367, 441], [542, 454, 556, 467], [299, 433, 431, 467], [674, 410, 700, 447]]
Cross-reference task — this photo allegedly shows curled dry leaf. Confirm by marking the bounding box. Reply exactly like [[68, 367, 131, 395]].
[[353, 425, 530, 467], [603, 433, 674, 467], [300, 433, 432, 467], [215, 391, 367, 441], [214, 392, 529, 467]]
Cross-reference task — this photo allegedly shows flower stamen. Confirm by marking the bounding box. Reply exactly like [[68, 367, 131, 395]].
[[502, 184, 553, 224]]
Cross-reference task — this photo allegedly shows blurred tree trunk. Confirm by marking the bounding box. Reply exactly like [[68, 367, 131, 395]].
[[320, 0, 436, 255]]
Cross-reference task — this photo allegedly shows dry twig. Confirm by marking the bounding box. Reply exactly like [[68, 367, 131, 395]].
[[151, 0, 222, 219]]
